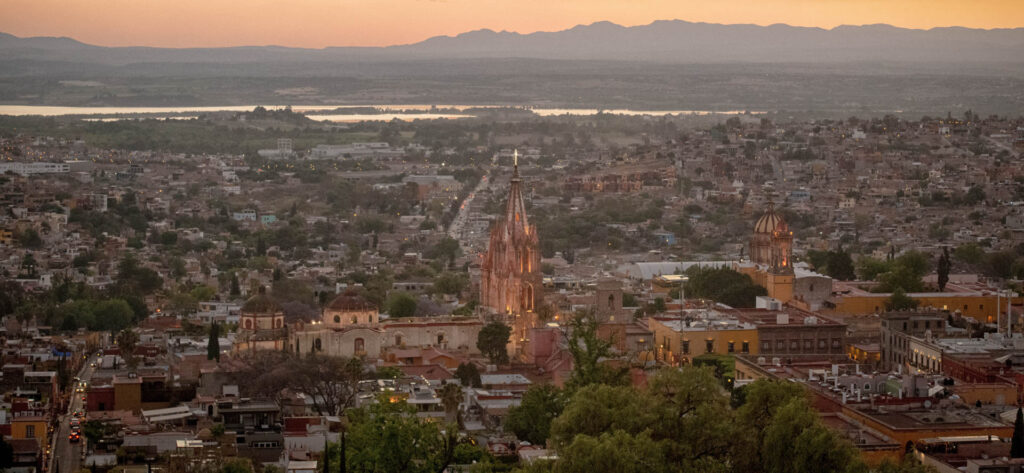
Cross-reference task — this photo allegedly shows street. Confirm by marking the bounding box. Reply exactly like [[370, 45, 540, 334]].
[[49, 358, 95, 473]]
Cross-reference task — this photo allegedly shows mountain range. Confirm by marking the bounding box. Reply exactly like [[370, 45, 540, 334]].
[[2, 20, 1023, 66]]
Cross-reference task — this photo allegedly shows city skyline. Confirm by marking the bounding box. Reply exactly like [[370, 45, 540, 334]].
[[1, 0, 1022, 48]]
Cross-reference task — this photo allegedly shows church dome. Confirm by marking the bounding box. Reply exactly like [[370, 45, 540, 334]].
[[754, 204, 787, 234], [326, 290, 377, 312], [241, 294, 282, 314]]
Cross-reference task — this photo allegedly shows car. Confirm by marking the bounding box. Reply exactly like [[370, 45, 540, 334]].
[[90, 363, 96, 368], [68, 432, 80, 443], [81, 396, 86, 401]]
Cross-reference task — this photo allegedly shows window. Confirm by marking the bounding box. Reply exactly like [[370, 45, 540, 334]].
[[315, 338, 322, 351], [790, 340, 798, 350], [864, 383, 871, 391], [777, 340, 785, 350], [804, 340, 813, 350], [395, 334, 403, 346], [25, 425, 34, 437], [761, 341, 771, 352], [354, 338, 365, 353], [682, 340, 689, 355], [437, 333, 445, 345], [742, 341, 750, 353], [245, 319, 253, 329], [832, 338, 841, 349], [913, 321, 918, 329], [925, 321, 931, 329], [705, 340, 714, 353], [351, 316, 358, 324], [334, 315, 341, 323], [980, 304, 984, 310], [608, 294, 615, 309], [728, 341, 735, 353], [818, 339, 826, 349]]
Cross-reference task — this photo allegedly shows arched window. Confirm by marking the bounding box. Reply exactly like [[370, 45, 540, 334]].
[[395, 334, 403, 346], [334, 315, 341, 323], [275, 318, 282, 329], [608, 294, 615, 310], [351, 316, 358, 324], [354, 338, 365, 354], [245, 319, 253, 330], [315, 338, 322, 351]]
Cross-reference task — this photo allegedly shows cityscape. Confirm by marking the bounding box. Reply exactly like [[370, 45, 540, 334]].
[[1, 2, 1024, 473]]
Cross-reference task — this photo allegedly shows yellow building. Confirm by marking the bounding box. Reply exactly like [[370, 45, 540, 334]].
[[11, 416, 47, 445], [649, 310, 759, 365], [829, 280, 1022, 325]]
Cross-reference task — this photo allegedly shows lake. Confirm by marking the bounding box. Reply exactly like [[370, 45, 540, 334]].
[[0, 104, 760, 121]]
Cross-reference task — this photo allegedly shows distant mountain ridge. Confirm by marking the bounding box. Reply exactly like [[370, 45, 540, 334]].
[[1, 19, 1023, 65]]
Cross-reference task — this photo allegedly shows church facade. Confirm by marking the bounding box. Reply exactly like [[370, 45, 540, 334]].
[[480, 152, 543, 355]]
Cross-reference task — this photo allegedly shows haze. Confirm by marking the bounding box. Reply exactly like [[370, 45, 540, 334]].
[[1, 0, 1022, 48]]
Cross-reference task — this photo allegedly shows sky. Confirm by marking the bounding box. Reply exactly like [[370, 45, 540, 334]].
[[1, 0, 1022, 48]]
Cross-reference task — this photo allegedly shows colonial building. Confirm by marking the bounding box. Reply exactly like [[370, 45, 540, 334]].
[[233, 292, 288, 353], [288, 291, 383, 359], [738, 203, 795, 303], [480, 151, 542, 355]]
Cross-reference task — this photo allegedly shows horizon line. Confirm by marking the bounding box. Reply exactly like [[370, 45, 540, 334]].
[[3, 18, 1022, 50]]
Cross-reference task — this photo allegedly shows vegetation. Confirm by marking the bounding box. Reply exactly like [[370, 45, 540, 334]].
[[477, 322, 512, 365], [683, 266, 767, 308]]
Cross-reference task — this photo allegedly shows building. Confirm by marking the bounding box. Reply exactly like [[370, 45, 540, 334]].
[[649, 309, 759, 365], [879, 310, 949, 371], [738, 203, 795, 303], [233, 292, 287, 352], [480, 151, 542, 356], [728, 305, 847, 361]]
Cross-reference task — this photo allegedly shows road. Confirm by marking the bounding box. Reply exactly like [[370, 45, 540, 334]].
[[50, 358, 95, 473]]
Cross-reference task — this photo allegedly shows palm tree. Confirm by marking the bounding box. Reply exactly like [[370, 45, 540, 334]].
[[439, 383, 464, 427]]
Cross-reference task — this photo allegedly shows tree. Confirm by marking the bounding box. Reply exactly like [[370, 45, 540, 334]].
[[477, 322, 511, 365], [555, 430, 667, 473], [290, 355, 364, 416], [385, 292, 418, 318], [887, 288, 920, 311], [454, 363, 482, 388], [0, 432, 13, 470], [826, 249, 856, 281], [331, 397, 459, 473], [230, 273, 241, 297], [564, 311, 627, 390], [208, 323, 221, 362], [116, 329, 139, 369], [683, 266, 766, 308], [439, 383, 464, 426], [937, 248, 951, 292], [762, 398, 865, 473], [1012, 406, 1024, 458], [505, 384, 566, 445], [433, 272, 469, 296], [732, 380, 807, 473]]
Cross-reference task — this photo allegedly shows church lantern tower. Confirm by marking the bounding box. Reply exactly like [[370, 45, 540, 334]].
[[480, 150, 543, 354], [749, 202, 795, 302]]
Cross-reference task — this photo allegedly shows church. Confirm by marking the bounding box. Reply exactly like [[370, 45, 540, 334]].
[[737, 202, 796, 303], [480, 151, 543, 356]]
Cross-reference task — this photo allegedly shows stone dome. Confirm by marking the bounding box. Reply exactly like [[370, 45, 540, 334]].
[[754, 203, 788, 234], [326, 290, 376, 312], [241, 294, 282, 314]]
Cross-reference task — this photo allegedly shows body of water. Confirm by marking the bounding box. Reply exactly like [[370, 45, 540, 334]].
[[0, 104, 760, 121]]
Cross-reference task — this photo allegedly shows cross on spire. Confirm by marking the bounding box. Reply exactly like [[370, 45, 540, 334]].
[[512, 149, 520, 178]]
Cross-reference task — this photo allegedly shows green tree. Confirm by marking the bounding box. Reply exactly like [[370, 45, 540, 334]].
[[230, 272, 242, 297], [385, 292, 418, 318], [565, 311, 627, 390], [439, 383, 464, 426], [505, 384, 566, 445], [208, 322, 221, 362], [683, 266, 766, 308], [887, 288, 920, 311], [454, 363, 482, 388], [937, 248, 951, 292], [329, 397, 458, 473], [433, 272, 469, 296], [732, 380, 807, 473], [554, 430, 667, 473], [477, 322, 511, 365], [762, 398, 865, 473], [826, 249, 856, 281]]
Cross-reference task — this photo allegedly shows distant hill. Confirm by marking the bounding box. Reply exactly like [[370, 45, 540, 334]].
[[1, 20, 1023, 66]]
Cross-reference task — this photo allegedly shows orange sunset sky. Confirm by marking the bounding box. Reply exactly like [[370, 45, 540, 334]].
[[1, 0, 1022, 48]]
